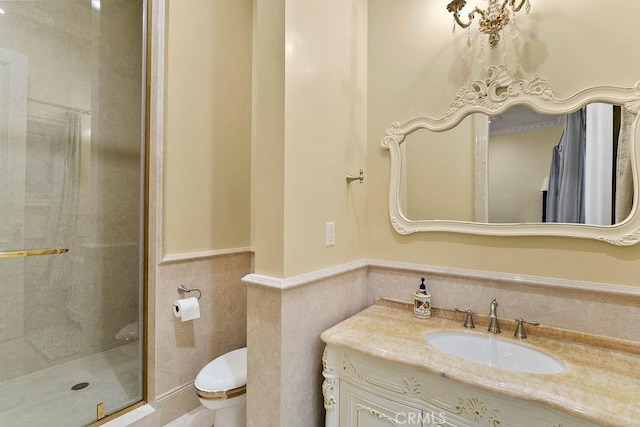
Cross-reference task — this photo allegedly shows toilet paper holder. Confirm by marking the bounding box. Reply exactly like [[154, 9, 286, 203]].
[[177, 285, 202, 300]]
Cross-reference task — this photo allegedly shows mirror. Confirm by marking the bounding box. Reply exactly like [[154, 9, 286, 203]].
[[382, 66, 640, 245]]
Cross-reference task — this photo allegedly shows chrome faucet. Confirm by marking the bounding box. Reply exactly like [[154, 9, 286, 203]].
[[488, 298, 500, 333]]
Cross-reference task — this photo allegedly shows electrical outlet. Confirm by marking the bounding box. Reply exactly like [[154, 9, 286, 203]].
[[326, 222, 335, 246]]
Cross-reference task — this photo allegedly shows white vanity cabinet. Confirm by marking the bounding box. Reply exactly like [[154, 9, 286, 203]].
[[323, 345, 598, 427], [340, 381, 425, 427]]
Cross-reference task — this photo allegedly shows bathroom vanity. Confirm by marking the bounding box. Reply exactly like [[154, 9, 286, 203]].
[[321, 301, 640, 426]]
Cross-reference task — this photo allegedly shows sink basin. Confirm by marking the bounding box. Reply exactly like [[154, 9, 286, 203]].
[[424, 331, 566, 374]]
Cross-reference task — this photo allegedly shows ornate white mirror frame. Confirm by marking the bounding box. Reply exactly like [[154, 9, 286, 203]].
[[381, 65, 640, 245]]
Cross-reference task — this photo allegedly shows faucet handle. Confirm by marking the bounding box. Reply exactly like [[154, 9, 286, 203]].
[[514, 318, 540, 339], [455, 308, 475, 329]]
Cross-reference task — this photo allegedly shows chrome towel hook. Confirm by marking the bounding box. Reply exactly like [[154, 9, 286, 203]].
[[346, 169, 364, 184], [177, 285, 202, 300]]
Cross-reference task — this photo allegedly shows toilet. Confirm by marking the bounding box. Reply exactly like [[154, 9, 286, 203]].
[[115, 321, 139, 358], [116, 321, 139, 342], [195, 347, 247, 427]]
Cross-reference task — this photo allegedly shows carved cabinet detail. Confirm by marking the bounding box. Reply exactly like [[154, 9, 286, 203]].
[[322, 345, 596, 427]]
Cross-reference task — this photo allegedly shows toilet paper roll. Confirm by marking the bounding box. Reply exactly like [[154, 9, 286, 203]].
[[173, 297, 200, 322]]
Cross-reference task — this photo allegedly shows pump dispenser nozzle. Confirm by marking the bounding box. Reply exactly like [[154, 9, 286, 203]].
[[419, 277, 427, 294]]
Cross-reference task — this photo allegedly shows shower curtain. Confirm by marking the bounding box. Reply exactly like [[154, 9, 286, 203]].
[[546, 108, 586, 223], [49, 111, 81, 247], [45, 111, 81, 294], [25, 104, 83, 359], [27, 103, 82, 250]]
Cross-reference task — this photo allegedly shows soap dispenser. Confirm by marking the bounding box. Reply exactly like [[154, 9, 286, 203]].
[[413, 277, 431, 319]]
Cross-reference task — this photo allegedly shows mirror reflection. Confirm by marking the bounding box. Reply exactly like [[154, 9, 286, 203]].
[[402, 103, 633, 226], [402, 120, 475, 222]]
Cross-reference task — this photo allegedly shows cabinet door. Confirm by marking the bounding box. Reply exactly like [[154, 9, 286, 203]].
[[340, 381, 423, 427]]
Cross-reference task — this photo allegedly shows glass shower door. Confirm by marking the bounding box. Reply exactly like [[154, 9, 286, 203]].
[[0, 1, 145, 425], [0, 47, 27, 349]]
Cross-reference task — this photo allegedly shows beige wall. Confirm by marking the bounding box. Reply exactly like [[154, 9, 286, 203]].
[[253, 0, 368, 278], [148, 1, 640, 425], [141, 1, 254, 424], [164, 0, 252, 255], [247, 1, 369, 426], [252, 0, 286, 277], [162, 1, 640, 283], [367, 0, 640, 286]]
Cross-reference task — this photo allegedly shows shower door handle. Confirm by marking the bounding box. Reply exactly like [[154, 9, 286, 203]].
[[0, 247, 69, 259]]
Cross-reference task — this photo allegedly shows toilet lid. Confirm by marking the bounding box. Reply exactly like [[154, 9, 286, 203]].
[[115, 321, 139, 342], [195, 347, 247, 398]]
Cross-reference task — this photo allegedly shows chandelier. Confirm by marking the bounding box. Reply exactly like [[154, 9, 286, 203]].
[[447, 0, 531, 49]]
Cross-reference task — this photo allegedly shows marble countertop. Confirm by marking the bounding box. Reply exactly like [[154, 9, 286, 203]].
[[320, 301, 640, 426]]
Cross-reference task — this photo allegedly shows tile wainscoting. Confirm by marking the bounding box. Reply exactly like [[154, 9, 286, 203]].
[[367, 260, 640, 342], [120, 250, 252, 427], [122, 257, 638, 426], [243, 263, 370, 427], [245, 258, 639, 427]]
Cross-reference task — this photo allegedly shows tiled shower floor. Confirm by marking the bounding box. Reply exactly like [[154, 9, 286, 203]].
[[0, 343, 140, 427]]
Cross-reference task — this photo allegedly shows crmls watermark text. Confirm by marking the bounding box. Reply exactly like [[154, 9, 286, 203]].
[[394, 411, 447, 425]]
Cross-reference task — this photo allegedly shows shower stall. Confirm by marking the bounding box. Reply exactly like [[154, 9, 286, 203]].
[[0, 1, 146, 425]]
